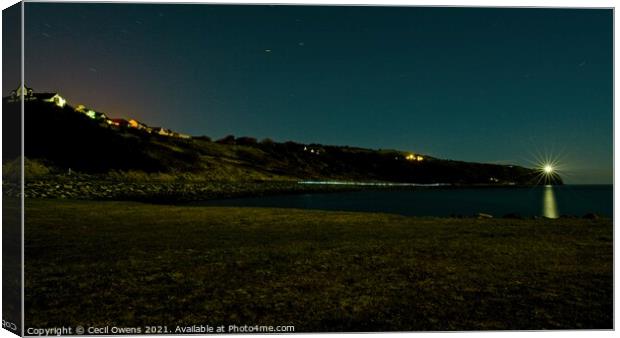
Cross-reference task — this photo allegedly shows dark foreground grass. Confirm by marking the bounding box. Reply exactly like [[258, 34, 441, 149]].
[[25, 199, 612, 331]]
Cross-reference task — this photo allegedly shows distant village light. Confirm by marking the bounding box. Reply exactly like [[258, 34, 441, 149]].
[[12, 85, 192, 139], [406, 153, 424, 161]]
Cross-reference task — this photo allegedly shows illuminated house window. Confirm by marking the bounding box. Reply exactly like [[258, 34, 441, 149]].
[[129, 119, 148, 130], [44, 94, 67, 108], [38, 93, 67, 107], [47, 94, 66, 107]]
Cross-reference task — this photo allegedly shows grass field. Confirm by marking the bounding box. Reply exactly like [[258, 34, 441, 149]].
[[24, 199, 612, 331]]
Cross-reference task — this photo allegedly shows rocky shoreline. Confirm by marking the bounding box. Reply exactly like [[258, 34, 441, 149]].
[[4, 175, 604, 220], [4, 177, 604, 220], [7, 175, 360, 203]]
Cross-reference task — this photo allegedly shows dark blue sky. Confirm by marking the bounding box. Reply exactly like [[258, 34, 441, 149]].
[[22, 4, 612, 183]]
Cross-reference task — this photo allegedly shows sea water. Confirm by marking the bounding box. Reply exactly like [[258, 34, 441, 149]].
[[201, 185, 612, 218]]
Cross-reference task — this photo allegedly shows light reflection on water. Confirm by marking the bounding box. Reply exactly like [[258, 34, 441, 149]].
[[542, 185, 559, 218]]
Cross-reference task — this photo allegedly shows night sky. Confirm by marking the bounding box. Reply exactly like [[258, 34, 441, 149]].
[[21, 4, 612, 183]]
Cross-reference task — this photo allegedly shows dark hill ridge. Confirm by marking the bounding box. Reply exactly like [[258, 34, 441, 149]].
[[4, 91, 560, 185]]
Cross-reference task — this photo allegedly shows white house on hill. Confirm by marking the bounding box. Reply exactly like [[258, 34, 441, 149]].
[[8, 85, 35, 102]]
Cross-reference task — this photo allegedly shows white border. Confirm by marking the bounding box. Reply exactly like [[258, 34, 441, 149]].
[[0, 1, 616, 338], [20, 1, 24, 336]]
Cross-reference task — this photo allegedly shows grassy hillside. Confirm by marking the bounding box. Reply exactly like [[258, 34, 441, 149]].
[[6, 98, 556, 184]]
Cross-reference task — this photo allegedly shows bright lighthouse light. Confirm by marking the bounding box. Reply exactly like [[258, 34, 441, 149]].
[[528, 148, 565, 185]]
